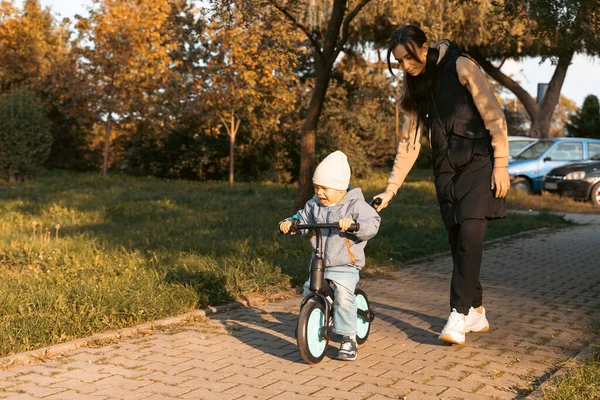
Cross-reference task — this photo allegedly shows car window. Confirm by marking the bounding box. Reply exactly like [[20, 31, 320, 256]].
[[546, 142, 583, 161], [589, 143, 600, 160], [509, 141, 535, 157], [514, 140, 553, 160]]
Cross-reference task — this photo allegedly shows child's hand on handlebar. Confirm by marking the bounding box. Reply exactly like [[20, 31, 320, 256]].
[[338, 218, 355, 232], [279, 220, 294, 235]]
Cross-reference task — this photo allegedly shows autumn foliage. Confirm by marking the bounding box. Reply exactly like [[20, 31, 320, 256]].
[[0, 0, 598, 185]]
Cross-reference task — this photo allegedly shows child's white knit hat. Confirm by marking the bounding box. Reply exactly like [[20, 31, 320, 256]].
[[312, 150, 351, 190]]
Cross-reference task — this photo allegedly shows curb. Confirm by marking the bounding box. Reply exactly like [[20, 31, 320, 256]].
[[526, 344, 593, 399], [0, 299, 255, 369]]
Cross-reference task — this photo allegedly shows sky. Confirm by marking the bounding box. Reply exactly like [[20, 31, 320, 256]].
[[19, 0, 600, 108]]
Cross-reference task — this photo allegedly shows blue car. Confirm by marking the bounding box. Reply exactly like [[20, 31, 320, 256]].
[[508, 138, 600, 193]]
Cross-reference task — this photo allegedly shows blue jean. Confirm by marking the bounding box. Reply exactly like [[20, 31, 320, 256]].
[[302, 265, 359, 336]]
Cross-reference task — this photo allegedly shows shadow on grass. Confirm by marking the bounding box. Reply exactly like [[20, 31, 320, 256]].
[[164, 269, 234, 308], [0, 172, 572, 338]]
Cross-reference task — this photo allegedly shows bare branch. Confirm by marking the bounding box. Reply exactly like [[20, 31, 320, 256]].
[[338, 0, 372, 53], [219, 114, 232, 137], [468, 49, 538, 117], [497, 57, 507, 69], [265, 0, 324, 62], [363, 60, 400, 70], [233, 115, 241, 139]]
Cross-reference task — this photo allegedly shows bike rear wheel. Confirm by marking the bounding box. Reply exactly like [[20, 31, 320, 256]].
[[355, 288, 372, 345], [297, 298, 329, 364]]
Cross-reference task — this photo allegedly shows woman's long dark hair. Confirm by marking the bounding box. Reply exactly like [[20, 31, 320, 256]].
[[387, 25, 439, 113]]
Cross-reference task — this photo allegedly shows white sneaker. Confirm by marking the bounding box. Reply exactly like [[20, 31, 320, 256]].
[[438, 308, 466, 345], [465, 306, 489, 333]]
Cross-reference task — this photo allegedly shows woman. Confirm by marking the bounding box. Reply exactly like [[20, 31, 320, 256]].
[[374, 25, 510, 345]]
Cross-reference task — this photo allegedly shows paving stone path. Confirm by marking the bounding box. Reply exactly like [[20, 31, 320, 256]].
[[1, 215, 599, 399]]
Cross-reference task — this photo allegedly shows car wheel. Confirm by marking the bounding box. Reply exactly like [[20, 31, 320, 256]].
[[591, 182, 600, 207], [512, 178, 532, 194]]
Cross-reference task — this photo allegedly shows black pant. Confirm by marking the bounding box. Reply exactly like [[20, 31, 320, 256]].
[[447, 218, 488, 315]]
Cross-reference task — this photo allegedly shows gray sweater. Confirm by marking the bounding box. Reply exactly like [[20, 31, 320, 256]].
[[288, 188, 380, 268]]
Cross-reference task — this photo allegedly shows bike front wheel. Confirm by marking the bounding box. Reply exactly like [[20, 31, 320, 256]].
[[355, 288, 372, 345], [297, 298, 329, 364]]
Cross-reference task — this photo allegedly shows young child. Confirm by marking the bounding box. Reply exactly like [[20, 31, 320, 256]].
[[279, 150, 380, 361]]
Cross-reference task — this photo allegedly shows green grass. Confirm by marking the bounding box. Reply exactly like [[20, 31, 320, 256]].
[[0, 169, 568, 357], [542, 321, 600, 399], [405, 165, 600, 214], [508, 188, 600, 214]]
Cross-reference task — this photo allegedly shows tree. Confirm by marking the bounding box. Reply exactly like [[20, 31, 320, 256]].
[[465, 0, 600, 138], [254, 0, 376, 206], [160, 0, 207, 128], [318, 52, 395, 177], [0, 87, 51, 182], [566, 95, 600, 139], [73, 0, 176, 176], [355, 0, 599, 139], [0, 0, 93, 170], [203, 7, 300, 187], [0, 0, 67, 93]]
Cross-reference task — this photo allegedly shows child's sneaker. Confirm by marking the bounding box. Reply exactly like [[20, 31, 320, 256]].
[[438, 308, 466, 345], [337, 336, 357, 361], [465, 306, 489, 333]]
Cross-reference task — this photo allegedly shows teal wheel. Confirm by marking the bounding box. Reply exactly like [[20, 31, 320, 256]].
[[297, 298, 329, 364], [355, 288, 372, 345]]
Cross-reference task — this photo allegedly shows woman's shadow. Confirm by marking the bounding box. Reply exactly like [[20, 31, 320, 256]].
[[370, 301, 448, 345]]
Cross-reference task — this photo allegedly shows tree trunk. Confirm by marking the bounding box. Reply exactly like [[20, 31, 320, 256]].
[[229, 132, 235, 188], [102, 114, 112, 177], [529, 114, 553, 140], [295, 62, 335, 208], [8, 169, 17, 184], [530, 52, 573, 138], [468, 49, 574, 138], [294, 0, 349, 208], [221, 113, 240, 189], [270, 0, 372, 207]]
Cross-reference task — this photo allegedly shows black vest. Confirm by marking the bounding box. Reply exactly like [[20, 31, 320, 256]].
[[419, 44, 490, 141], [418, 43, 492, 173]]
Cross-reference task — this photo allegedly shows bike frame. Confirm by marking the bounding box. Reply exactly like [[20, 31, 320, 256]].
[[296, 222, 359, 340]]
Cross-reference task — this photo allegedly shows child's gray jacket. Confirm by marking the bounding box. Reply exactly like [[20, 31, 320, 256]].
[[288, 188, 380, 269]]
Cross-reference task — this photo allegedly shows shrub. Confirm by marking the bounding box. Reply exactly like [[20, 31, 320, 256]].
[[0, 87, 52, 182]]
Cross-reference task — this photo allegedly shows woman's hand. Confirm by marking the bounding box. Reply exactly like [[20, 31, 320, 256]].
[[491, 167, 510, 198], [372, 190, 395, 212]]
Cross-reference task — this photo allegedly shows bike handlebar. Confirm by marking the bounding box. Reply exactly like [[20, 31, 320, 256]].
[[280, 196, 380, 235], [297, 223, 360, 233], [370, 197, 382, 208]]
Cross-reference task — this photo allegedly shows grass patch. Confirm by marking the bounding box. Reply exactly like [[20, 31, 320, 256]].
[[0, 169, 568, 357], [411, 164, 600, 214], [508, 188, 600, 214], [542, 321, 600, 400]]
